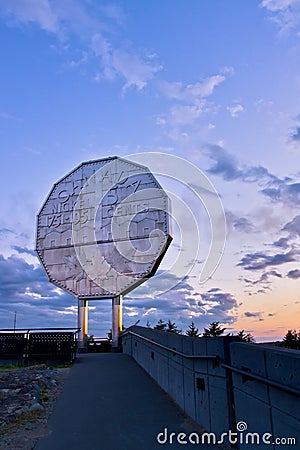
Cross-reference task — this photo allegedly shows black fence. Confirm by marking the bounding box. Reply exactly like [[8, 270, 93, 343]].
[[0, 328, 80, 364], [0, 333, 26, 360]]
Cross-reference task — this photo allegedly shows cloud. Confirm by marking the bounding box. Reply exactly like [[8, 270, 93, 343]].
[[206, 144, 300, 206], [261, 181, 300, 206], [237, 249, 298, 270], [0, 227, 15, 236], [227, 104, 244, 118], [160, 75, 226, 102], [205, 144, 278, 184], [200, 291, 238, 317], [127, 276, 238, 328], [114, 49, 162, 93], [282, 215, 300, 235], [0, 1, 162, 94], [205, 145, 243, 181], [0, 253, 79, 329], [12, 245, 36, 257], [156, 72, 231, 130], [290, 126, 300, 143], [244, 311, 264, 321], [0, 0, 59, 33], [99, 3, 125, 27], [287, 268, 300, 278], [225, 212, 255, 234], [0, 254, 64, 301], [207, 287, 221, 293], [260, 0, 300, 33], [243, 270, 282, 286], [0, 251, 239, 334], [167, 104, 204, 125], [233, 217, 254, 233], [272, 236, 291, 249]]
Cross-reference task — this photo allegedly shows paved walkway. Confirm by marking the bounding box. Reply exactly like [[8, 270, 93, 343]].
[[34, 353, 222, 450]]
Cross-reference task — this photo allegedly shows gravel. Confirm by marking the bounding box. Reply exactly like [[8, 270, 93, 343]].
[[0, 363, 70, 450]]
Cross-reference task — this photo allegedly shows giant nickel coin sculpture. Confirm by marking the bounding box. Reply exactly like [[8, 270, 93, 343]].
[[36, 156, 172, 350]]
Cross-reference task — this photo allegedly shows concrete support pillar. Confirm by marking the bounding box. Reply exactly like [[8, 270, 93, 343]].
[[78, 299, 88, 352], [112, 295, 122, 352]]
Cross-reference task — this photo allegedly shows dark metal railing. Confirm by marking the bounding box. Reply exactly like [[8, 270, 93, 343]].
[[221, 363, 300, 397], [0, 327, 80, 363], [0, 327, 81, 333]]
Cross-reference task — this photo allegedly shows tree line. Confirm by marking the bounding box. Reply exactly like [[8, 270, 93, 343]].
[[147, 319, 255, 342], [104, 320, 299, 348], [147, 320, 300, 348]]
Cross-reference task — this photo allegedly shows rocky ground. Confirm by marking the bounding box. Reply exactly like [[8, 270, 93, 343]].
[[0, 363, 70, 450]]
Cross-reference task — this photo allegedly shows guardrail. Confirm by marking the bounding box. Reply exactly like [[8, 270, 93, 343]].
[[0, 327, 80, 364], [122, 330, 219, 361], [123, 326, 300, 449], [221, 363, 300, 397]]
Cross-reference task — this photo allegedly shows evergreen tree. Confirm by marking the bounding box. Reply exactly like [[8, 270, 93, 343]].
[[281, 329, 300, 350], [186, 322, 200, 337], [154, 319, 167, 331], [166, 320, 181, 334], [203, 321, 226, 337], [237, 330, 255, 343]]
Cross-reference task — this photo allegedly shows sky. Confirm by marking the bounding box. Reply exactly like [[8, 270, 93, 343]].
[[1, 0, 300, 341]]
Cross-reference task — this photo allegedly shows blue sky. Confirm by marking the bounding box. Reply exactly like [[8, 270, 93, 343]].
[[1, 0, 300, 340]]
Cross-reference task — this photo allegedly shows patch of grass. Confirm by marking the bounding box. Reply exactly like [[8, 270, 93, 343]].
[[52, 362, 72, 368], [0, 364, 24, 371], [40, 390, 49, 402], [0, 426, 9, 436], [0, 410, 44, 436]]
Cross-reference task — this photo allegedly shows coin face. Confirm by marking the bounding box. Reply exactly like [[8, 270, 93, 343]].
[[36, 156, 172, 299]]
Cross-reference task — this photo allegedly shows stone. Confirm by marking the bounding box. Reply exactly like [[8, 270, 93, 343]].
[[29, 402, 45, 412]]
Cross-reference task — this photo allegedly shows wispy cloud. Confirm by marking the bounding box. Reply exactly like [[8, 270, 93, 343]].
[[205, 145, 243, 181], [244, 311, 264, 321], [159, 75, 226, 102], [282, 214, 300, 235], [290, 126, 300, 144], [156, 72, 232, 131], [260, 0, 300, 34], [0, 227, 15, 236], [92, 34, 162, 92], [205, 144, 279, 184], [272, 236, 291, 249], [0, 0, 162, 94], [127, 275, 238, 328], [233, 217, 254, 233], [242, 269, 282, 286], [237, 248, 298, 270], [227, 104, 244, 118], [226, 212, 255, 234], [12, 245, 36, 257], [261, 181, 300, 206], [205, 144, 300, 206], [0, 0, 59, 33]]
